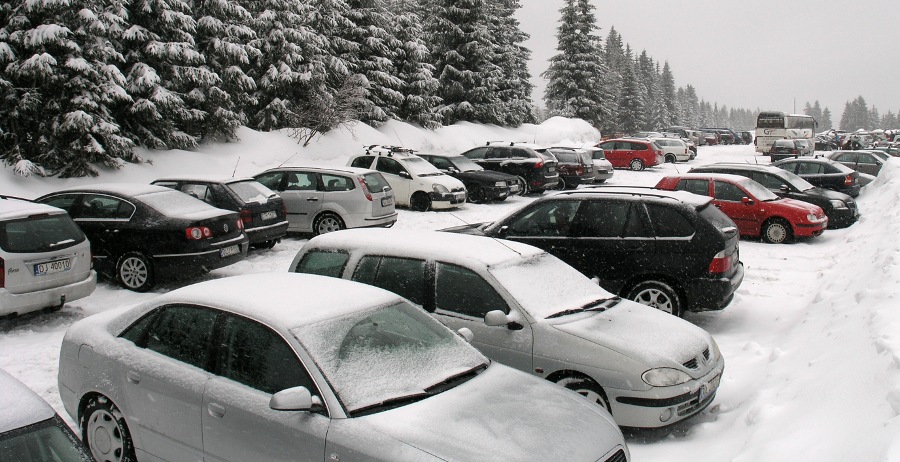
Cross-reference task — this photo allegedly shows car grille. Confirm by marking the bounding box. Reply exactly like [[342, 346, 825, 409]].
[[603, 449, 628, 462], [682, 347, 711, 370], [676, 388, 716, 417]]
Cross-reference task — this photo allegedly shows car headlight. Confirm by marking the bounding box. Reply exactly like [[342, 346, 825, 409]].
[[642, 368, 692, 387], [432, 184, 450, 194], [807, 212, 820, 222], [711, 338, 721, 361], [495, 181, 506, 187], [829, 199, 847, 209]]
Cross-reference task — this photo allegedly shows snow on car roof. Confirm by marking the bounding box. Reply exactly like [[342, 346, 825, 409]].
[[152, 175, 255, 184], [663, 172, 752, 183], [0, 369, 56, 433], [270, 165, 378, 176], [149, 273, 403, 329], [562, 186, 713, 208], [305, 228, 545, 268], [0, 196, 67, 220], [46, 182, 173, 198]]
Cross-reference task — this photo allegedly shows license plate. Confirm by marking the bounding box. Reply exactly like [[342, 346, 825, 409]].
[[34, 258, 71, 276], [699, 374, 721, 401], [220, 245, 241, 258], [381, 196, 393, 207], [548, 167, 556, 173], [509, 184, 520, 192], [260, 211, 277, 221]]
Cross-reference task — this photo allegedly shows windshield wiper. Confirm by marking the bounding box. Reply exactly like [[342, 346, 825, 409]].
[[423, 363, 488, 393], [351, 392, 434, 417], [546, 297, 621, 319]]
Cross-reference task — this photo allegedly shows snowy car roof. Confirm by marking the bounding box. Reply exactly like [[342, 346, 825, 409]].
[[265, 165, 379, 176], [0, 369, 56, 433], [559, 186, 714, 208], [303, 228, 545, 268], [45, 183, 174, 198], [152, 175, 255, 184], [662, 172, 753, 184], [0, 196, 67, 221]]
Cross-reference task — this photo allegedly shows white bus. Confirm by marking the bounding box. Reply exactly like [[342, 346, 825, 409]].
[[754, 112, 817, 154]]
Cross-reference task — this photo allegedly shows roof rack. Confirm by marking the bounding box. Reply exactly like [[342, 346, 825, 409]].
[[0, 194, 34, 202], [363, 144, 417, 157]]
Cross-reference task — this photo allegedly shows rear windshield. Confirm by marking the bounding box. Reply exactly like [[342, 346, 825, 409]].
[[550, 151, 577, 163], [139, 190, 212, 215], [227, 180, 275, 204], [362, 173, 391, 192], [0, 213, 86, 253], [697, 203, 737, 235]]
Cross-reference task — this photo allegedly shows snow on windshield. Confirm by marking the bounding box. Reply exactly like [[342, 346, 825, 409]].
[[139, 190, 217, 215], [489, 253, 614, 319], [739, 179, 779, 201], [291, 301, 486, 413], [404, 157, 444, 176]]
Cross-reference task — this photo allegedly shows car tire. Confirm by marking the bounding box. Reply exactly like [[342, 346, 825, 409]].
[[762, 218, 793, 244], [82, 396, 138, 462], [629, 159, 645, 171], [467, 185, 485, 203], [556, 376, 612, 414], [253, 239, 278, 250], [409, 192, 431, 212], [665, 154, 676, 163], [550, 178, 566, 191], [116, 252, 154, 292], [627, 280, 683, 316], [313, 212, 345, 235], [515, 176, 529, 196]]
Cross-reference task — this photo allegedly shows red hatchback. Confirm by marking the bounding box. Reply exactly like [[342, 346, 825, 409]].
[[656, 173, 828, 244], [595, 138, 663, 171]]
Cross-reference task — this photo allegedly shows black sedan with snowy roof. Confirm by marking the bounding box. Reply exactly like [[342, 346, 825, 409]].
[[416, 153, 523, 203], [36, 184, 248, 292]]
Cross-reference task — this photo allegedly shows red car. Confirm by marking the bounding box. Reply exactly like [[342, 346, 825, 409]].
[[655, 173, 828, 244], [595, 138, 663, 171]]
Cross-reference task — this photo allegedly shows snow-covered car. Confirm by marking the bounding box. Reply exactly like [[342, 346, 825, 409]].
[[0, 196, 96, 319], [290, 229, 725, 429], [57, 273, 629, 462], [348, 145, 467, 211], [0, 368, 93, 461], [584, 146, 615, 182]]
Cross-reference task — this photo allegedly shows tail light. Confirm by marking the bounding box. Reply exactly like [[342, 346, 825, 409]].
[[186, 226, 212, 240], [574, 166, 584, 175], [239, 209, 252, 225], [0, 257, 4, 288], [844, 174, 853, 186], [357, 176, 373, 201], [236, 218, 244, 230], [533, 160, 544, 169], [708, 250, 732, 274], [281, 201, 287, 218]]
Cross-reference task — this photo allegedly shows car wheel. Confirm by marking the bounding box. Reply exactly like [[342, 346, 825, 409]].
[[627, 280, 683, 316], [116, 252, 154, 292], [762, 218, 793, 244], [515, 176, 529, 196], [550, 178, 566, 191], [252, 239, 278, 250], [556, 376, 611, 414], [629, 159, 645, 171], [82, 396, 137, 462], [409, 192, 431, 212], [313, 212, 345, 235], [467, 185, 485, 203], [665, 154, 676, 163]]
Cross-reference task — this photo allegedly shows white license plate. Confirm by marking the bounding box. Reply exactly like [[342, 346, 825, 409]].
[[220, 245, 241, 258], [34, 259, 71, 276], [699, 374, 721, 401], [381, 196, 393, 207], [260, 211, 277, 221], [509, 184, 520, 192]]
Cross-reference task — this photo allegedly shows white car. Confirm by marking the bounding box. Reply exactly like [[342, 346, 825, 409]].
[[651, 137, 691, 163], [584, 146, 614, 182], [291, 229, 725, 429], [0, 196, 96, 319], [57, 273, 629, 462], [348, 145, 467, 211]]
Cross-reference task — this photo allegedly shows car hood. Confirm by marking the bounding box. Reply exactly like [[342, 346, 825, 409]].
[[440, 222, 491, 235], [548, 301, 712, 371], [454, 170, 517, 183], [362, 365, 623, 461], [775, 197, 823, 213], [799, 186, 850, 202]]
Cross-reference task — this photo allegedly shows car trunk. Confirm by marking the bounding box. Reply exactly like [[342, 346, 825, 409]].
[[1, 213, 92, 295], [224, 180, 286, 229], [361, 172, 396, 217]]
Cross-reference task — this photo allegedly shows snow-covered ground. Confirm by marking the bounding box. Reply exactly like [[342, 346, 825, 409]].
[[2, 118, 900, 461]]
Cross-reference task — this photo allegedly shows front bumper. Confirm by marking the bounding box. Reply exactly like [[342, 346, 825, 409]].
[[0, 270, 96, 316], [430, 190, 467, 209], [684, 261, 744, 312], [826, 205, 859, 229]]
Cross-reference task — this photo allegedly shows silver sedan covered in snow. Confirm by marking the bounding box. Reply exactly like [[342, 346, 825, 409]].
[[57, 273, 628, 462]]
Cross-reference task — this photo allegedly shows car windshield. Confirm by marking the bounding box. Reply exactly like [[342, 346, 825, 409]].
[[777, 169, 815, 191], [448, 156, 484, 172], [227, 180, 276, 204], [0, 417, 93, 461], [403, 157, 444, 176], [0, 214, 85, 253], [489, 253, 617, 320], [738, 179, 779, 201], [291, 301, 487, 414], [867, 150, 890, 161]]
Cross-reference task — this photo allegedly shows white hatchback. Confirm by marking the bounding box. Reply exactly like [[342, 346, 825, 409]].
[[0, 196, 95, 319], [651, 137, 692, 163]]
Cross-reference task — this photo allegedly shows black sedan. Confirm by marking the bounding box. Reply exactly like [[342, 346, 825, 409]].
[[772, 157, 866, 197], [152, 176, 289, 248], [37, 184, 248, 291], [417, 153, 523, 203]]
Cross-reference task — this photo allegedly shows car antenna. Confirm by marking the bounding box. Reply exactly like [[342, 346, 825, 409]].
[[448, 212, 525, 257], [277, 150, 301, 168], [231, 156, 241, 177]]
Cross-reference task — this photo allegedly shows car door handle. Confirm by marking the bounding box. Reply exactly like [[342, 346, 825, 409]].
[[306, 197, 319, 202], [126, 371, 141, 384], [208, 402, 226, 419]]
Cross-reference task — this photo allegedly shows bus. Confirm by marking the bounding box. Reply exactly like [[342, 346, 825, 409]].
[[754, 112, 817, 154]]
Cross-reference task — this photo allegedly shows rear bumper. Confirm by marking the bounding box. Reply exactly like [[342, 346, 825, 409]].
[[245, 220, 289, 244], [684, 262, 744, 312], [152, 235, 249, 277], [0, 270, 96, 316]]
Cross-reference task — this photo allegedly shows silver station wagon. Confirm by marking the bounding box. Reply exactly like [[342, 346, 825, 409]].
[[291, 229, 725, 428], [57, 273, 628, 462], [254, 166, 397, 235]]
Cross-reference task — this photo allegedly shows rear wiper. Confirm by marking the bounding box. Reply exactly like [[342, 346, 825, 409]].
[[546, 297, 621, 319], [48, 239, 75, 248], [423, 363, 488, 393]]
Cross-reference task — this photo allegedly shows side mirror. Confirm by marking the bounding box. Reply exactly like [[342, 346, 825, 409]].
[[741, 197, 754, 205], [398, 171, 412, 179], [778, 185, 790, 192], [496, 225, 509, 239], [457, 327, 474, 343], [448, 167, 460, 174], [484, 310, 523, 330], [270, 386, 324, 412]]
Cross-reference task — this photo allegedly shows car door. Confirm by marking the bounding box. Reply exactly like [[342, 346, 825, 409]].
[[497, 199, 579, 250], [431, 261, 534, 372], [373, 157, 412, 206], [201, 314, 329, 462], [277, 171, 323, 232], [71, 193, 136, 265], [116, 305, 216, 461], [856, 152, 882, 175], [711, 180, 762, 236], [831, 152, 859, 172]]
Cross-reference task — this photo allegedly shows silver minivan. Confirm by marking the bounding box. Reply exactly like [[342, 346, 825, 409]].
[[0, 196, 96, 319], [254, 166, 397, 235]]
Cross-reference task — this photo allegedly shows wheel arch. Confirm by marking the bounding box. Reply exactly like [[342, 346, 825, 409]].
[[545, 369, 613, 413], [620, 273, 687, 306]]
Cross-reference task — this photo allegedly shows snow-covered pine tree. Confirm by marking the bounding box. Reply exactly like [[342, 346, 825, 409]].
[[681, 85, 700, 128], [660, 62, 676, 126], [191, 0, 259, 140], [542, 0, 607, 128], [616, 47, 644, 134], [118, 0, 216, 149], [488, 0, 534, 126], [387, 0, 442, 128], [600, 27, 624, 133], [821, 107, 832, 130], [0, 0, 138, 176]]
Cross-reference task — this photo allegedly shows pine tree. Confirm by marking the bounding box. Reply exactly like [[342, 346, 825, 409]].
[[839, 101, 852, 131], [0, 0, 138, 176], [388, 0, 441, 128], [682, 85, 700, 127], [822, 107, 833, 130], [617, 48, 644, 134], [660, 62, 676, 126], [488, 0, 534, 125]]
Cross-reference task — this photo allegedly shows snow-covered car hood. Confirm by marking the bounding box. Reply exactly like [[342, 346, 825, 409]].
[[548, 301, 712, 371], [362, 364, 624, 461]]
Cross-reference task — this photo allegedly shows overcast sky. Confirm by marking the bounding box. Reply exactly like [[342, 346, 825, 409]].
[[516, 0, 900, 119]]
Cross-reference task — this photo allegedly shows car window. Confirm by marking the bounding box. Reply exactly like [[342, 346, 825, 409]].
[[504, 200, 578, 237], [646, 204, 694, 237], [750, 172, 788, 190], [463, 147, 488, 160], [294, 250, 349, 278], [435, 262, 508, 317], [0, 213, 86, 253], [714, 181, 747, 202], [485, 148, 508, 159], [597, 142, 613, 151], [362, 172, 391, 192], [857, 154, 877, 165], [427, 156, 453, 170], [353, 256, 427, 307], [676, 179, 710, 196], [140, 305, 218, 370], [215, 314, 318, 396], [631, 142, 648, 151], [322, 174, 354, 192], [284, 172, 317, 191], [349, 157, 375, 169], [38, 194, 79, 212], [0, 417, 93, 462], [180, 183, 214, 204], [79, 194, 135, 220], [573, 200, 649, 238], [227, 181, 275, 203], [796, 162, 824, 175], [833, 152, 855, 163], [254, 172, 284, 190], [375, 157, 407, 176]]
